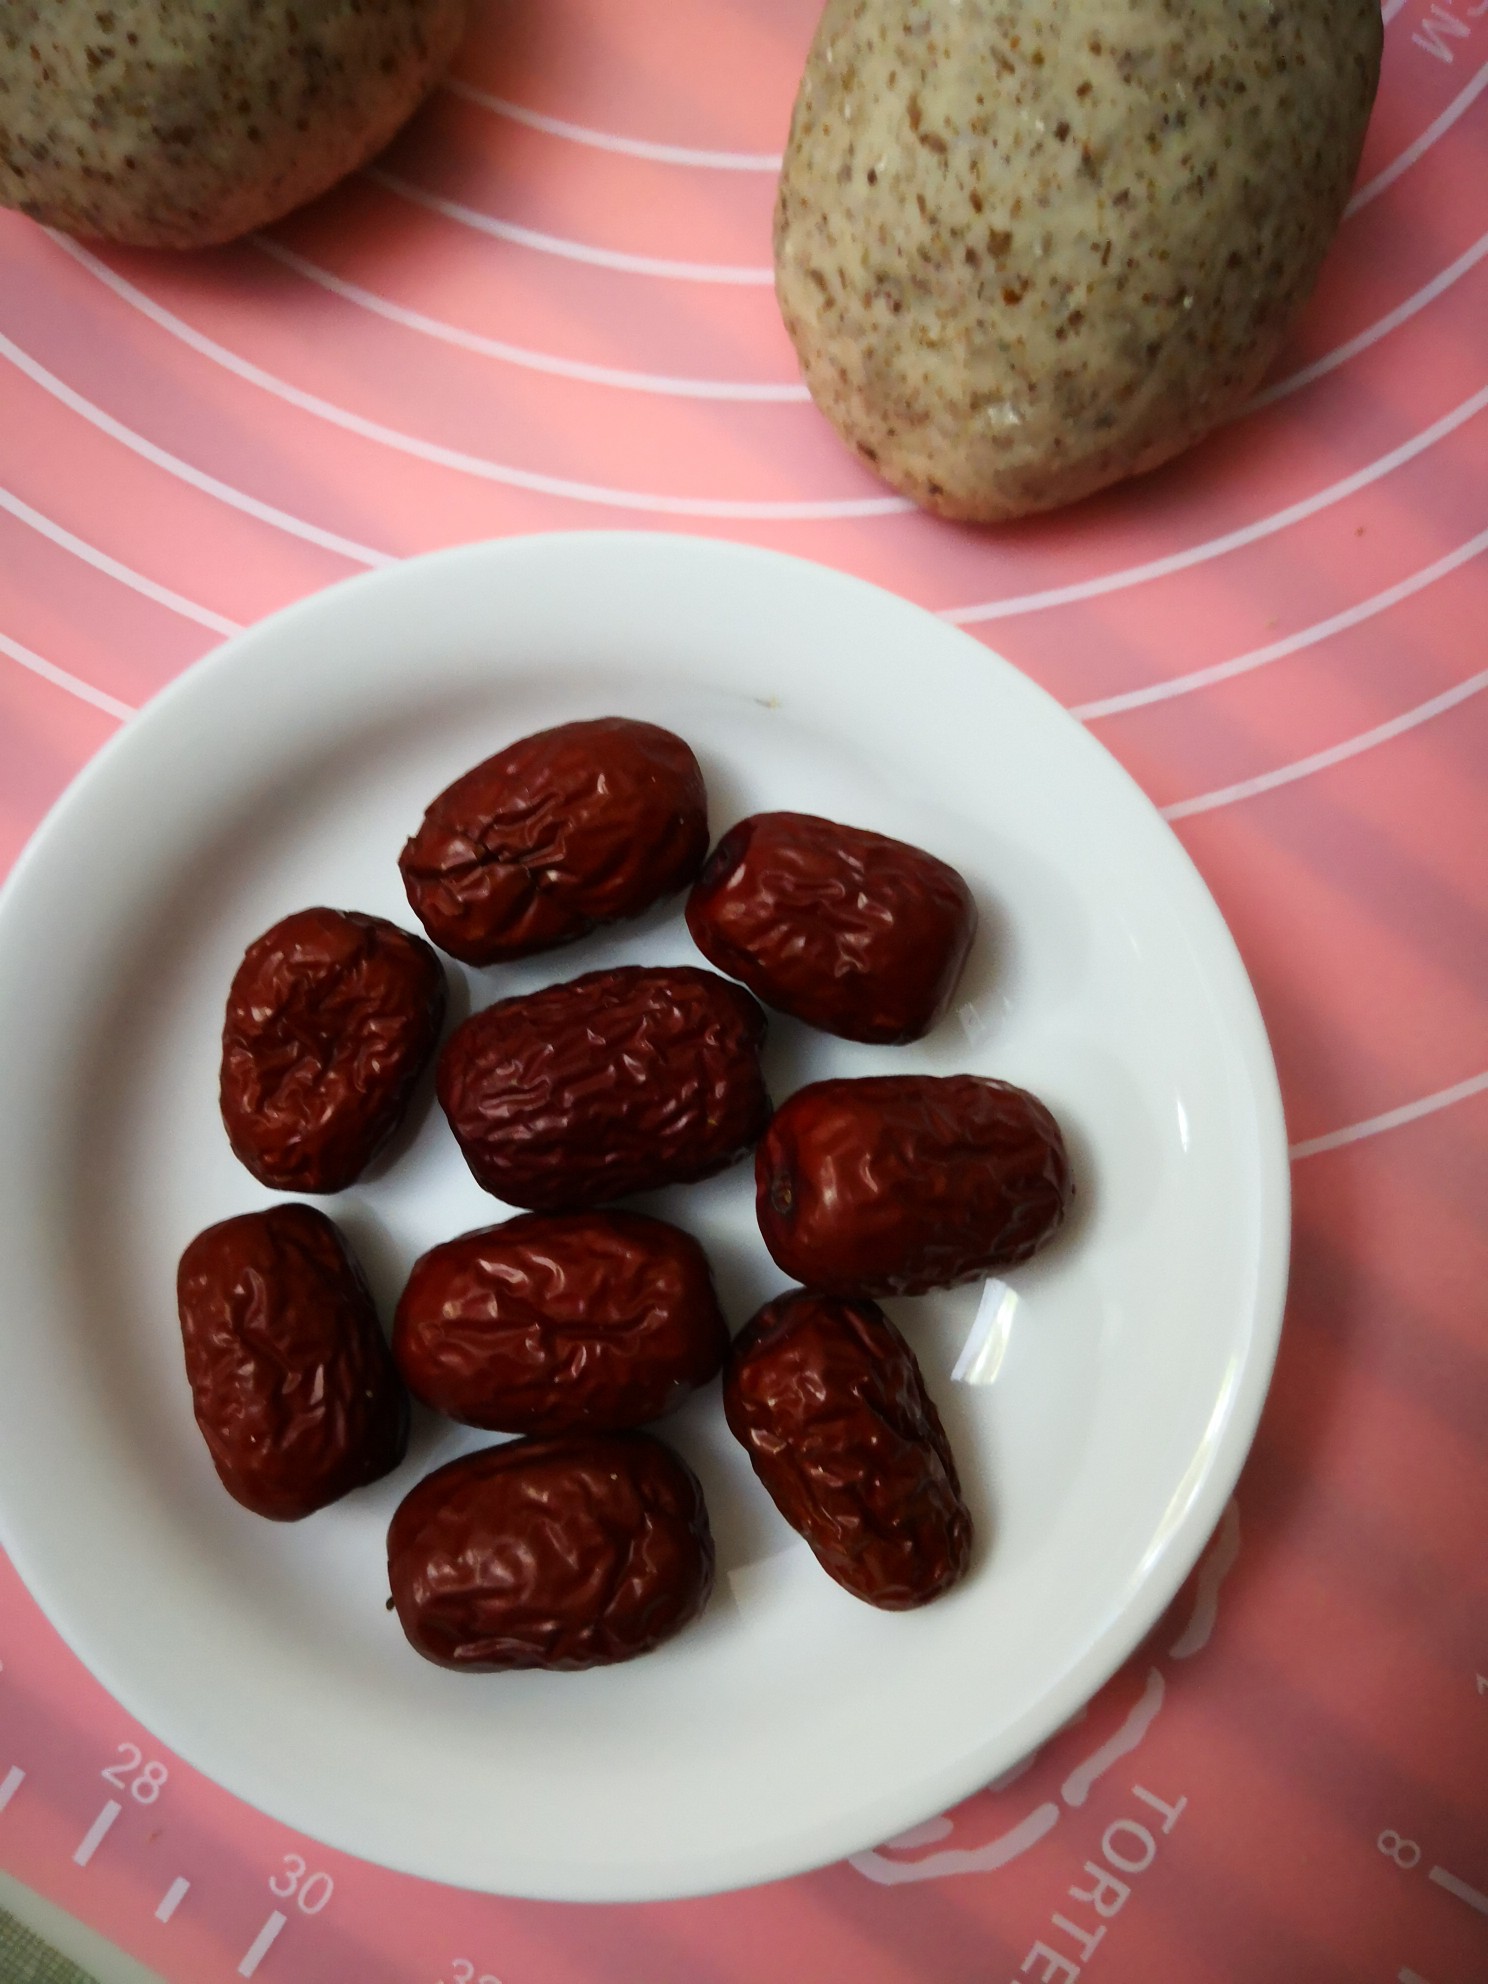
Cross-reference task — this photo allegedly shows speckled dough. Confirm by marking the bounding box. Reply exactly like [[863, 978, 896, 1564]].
[[775, 0, 1382, 520], [0, 0, 469, 247]]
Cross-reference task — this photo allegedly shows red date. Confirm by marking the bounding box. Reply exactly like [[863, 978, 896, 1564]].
[[176, 1204, 408, 1521], [393, 1211, 728, 1434], [387, 1431, 715, 1669], [724, 1291, 971, 1609], [438, 965, 770, 1210], [756, 1074, 1072, 1295], [686, 810, 976, 1043], [219, 906, 445, 1194], [399, 716, 709, 966]]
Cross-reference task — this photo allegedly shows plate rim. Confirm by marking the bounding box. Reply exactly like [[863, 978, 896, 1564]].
[[0, 531, 1290, 1899]]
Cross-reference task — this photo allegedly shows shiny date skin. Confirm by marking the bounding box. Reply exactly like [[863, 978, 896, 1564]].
[[724, 1291, 972, 1609], [756, 1074, 1072, 1296], [438, 965, 771, 1211], [176, 1204, 409, 1521], [399, 716, 709, 967], [387, 1431, 715, 1670], [220, 906, 446, 1194], [394, 1211, 729, 1435], [686, 810, 977, 1043]]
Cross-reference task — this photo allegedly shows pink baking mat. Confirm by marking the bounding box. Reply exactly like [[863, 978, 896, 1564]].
[[2, 4, 1485, 1980]]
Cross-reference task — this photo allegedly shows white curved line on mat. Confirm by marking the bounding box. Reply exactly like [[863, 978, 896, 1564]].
[[1381, 0, 1410, 21], [445, 79, 784, 171], [50, 236, 910, 519], [1290, 1071, 1488, 1159], [943, 381, 1488, 623], [0, 325, 392, 570], [1168, 1500, 1241, 1659], [1060, 1669, 1165, 1808], [367, 167, 775, 284], [297, 195, 1460, 420], [1162, 665, 1488, 820], [1253, 228, 1488, 411], [880, 1815, 956, 1852], [848, 1802, 1061, 1885], [1073, 526, 1488, 719], [254, 238, 808, 401], [0, 627, 134, 721], [0, 484, 241, 634], [1346, 61, 1488, 218]]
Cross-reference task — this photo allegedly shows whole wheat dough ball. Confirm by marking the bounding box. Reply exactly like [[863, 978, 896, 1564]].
[[775, 0, 1382, 520], [0, 0, 468, 248]]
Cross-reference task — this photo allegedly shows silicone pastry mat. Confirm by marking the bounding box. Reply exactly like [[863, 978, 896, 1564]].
[[1, 4, 1484, 1980]]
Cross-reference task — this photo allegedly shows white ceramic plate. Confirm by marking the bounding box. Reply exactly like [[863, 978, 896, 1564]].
[[0, 534, 1287, 1901]]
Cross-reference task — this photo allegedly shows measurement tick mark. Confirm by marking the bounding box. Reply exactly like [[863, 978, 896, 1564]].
[[0, 1767, 24, 1813], [1429, 1865, 1488, 1918], [155, 1877, 190, 1923], [72, 1799, 121, 1866], [238, 1910, 287, 1977]]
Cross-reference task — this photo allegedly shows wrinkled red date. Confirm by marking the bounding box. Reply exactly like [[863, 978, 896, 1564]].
[[756, 1074, 1072, 1296], [393, 1210, 729, 1435], [686, 810, 976, 1043], [399, 717, 709, 966], [176, 1204, 409, 1521], [219, 906, 445, 1194], [387, 1431, 715, 1670], [438, 965, 770, 1210], [724, 1291, 971, 1609]]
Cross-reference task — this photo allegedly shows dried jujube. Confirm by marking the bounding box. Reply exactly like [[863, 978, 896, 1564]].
[[756, 1074, 1072, 1295], [176, 1204, 408, 1521], [393, 1211, 729, 1435], [724, 1290, 972, 1609], [686, 810, 976, 1043], [438, 965, 770, 1211], [219, 906, 445, 1194], [387, 1431, 715, 1670], [399, 716, 709, 966]]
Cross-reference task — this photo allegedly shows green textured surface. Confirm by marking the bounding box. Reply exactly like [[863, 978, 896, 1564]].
[[0, 1908, 99, 1984]]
